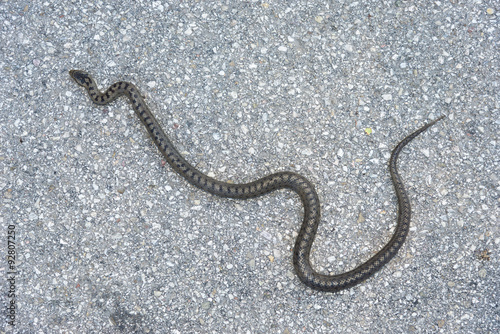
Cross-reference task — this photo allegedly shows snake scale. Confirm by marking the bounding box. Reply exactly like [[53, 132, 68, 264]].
[[69, 70, 444, 292]]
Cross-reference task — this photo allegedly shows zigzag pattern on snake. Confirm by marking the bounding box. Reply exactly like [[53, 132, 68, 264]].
[[69, 70, 444, 292]]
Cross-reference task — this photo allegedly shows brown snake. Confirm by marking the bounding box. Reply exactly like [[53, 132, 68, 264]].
[[69, 70, 444, 292]]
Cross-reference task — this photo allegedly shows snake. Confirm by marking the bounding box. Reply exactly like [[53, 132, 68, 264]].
[[69, 69, 444, 292]]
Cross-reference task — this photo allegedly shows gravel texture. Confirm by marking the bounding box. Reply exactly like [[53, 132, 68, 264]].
[[1, 1, 498, 333]]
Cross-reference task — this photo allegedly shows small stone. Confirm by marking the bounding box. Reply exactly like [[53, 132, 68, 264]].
[[302, 148, 313, 156], [4, 189, 13, 199], [439, 188, 449, 196], [261, 231, 272, 240], [382, 94, 392, 101], [486, 8, 494, 15]]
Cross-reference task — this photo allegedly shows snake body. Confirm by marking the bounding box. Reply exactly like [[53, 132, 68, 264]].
[[69, 70, 444, 292]]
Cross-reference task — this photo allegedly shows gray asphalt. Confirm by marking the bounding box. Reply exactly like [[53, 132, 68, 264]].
[[1, 1, 498, 333]]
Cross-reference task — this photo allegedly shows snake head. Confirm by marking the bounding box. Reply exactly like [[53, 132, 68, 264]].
[[69, 70, 92, 87]]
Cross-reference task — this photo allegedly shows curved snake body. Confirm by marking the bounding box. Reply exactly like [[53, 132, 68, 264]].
[[69, 70, 444, 292]]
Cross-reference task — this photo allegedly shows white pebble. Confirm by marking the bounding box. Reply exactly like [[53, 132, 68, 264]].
[[261, 231, 272, 240], [302, 148, 313, 156]]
